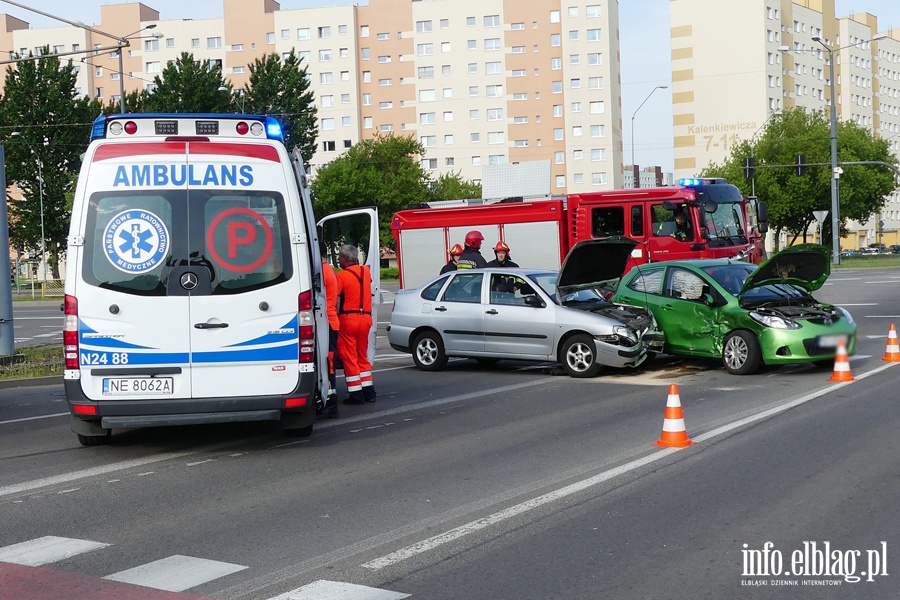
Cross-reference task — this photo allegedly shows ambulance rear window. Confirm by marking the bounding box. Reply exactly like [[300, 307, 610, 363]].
[[82, 190, 293, 296]]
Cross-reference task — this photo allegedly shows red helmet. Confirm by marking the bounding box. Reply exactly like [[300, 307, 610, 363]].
[[465, 230, 484, 249], [449, 243, 464, 256], [493, 241, 510, 253]]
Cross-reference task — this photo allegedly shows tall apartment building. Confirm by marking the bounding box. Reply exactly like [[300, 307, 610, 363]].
[[670, 0, 900, 246], [0, 0, 623, 193]]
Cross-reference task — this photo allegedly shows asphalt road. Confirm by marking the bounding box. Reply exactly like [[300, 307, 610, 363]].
[[1, 269, 898, 600]]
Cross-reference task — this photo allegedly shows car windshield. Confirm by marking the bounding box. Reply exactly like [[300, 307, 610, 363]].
[[700, 201, 747, 248], [702, 263, 808, 299], [526, 272, 562, 302]]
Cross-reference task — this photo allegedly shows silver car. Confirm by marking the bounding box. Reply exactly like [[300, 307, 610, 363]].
[[387, 238, 664, 377]]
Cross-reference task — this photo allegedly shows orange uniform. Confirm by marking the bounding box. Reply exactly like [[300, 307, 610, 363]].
[[336, 263, 375, 403], [322, 261, 340, 397]]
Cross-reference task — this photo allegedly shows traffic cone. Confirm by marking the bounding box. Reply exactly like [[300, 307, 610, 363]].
[[654, 383, 695, 448], [828, 339, 855, 382], [882, 324, 900, 362]]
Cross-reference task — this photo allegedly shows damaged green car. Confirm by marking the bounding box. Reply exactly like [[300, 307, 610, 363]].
[[611, 244, 857, 375]]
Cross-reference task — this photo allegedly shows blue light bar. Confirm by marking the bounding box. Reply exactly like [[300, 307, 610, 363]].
[[679, 178, 703, 186], [91, 115, 108, 141], [265, 117, 283, 141]]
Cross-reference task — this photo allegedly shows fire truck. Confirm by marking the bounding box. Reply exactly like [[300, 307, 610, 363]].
[[391, 178, 767, 289]]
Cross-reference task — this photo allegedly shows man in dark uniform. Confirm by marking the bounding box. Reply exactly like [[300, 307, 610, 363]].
[[457, 230, 488, 269], [486, 241, 519, 268], [440, 243, 464, 274]]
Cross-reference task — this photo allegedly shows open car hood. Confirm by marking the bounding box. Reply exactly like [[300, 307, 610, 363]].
[[556, 237, 639, 295], [740, 243, 831, 294]]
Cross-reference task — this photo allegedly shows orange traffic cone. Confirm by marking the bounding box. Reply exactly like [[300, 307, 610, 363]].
[[882, 324, 900, 362], [828, 339, 855, 382], [654, 383, 695, 448]]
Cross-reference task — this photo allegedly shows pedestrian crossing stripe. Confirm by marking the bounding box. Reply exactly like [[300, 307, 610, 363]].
[[0, 535, 109, 566], [104, 554, 247, 592], [268, 580, 410, 599]]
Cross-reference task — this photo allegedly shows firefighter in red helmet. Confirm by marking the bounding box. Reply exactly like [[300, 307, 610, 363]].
[[486, 241, 519, 268], [458, 230, 487, 269], [440, 243, 464, 274]]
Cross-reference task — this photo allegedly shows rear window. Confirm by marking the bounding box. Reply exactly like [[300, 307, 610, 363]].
[[82, 190, 293, 296]]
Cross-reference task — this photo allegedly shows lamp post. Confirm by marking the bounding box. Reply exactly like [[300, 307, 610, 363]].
[[217, 86, 246, 113], [112, 25, 159, 113], [630, 84, 667, 188], [10, 132, 46, 282]]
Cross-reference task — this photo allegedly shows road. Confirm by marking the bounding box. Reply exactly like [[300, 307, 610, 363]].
[[1, 268, 898, 599]]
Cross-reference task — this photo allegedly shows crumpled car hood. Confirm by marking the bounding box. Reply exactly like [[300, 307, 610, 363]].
[[556, 236, 639, 295], [740, 243, 830, 294]]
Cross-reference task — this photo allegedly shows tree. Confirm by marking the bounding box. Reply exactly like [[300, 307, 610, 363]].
[[141, 52, 231, 113], [429, 171, 482, 202], [0, 49, 102, 278], [312, 135, 430, 248], [242, 50, 318, 164], [701, 107, 897, 249]]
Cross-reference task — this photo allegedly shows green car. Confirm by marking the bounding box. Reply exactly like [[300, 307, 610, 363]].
[[611, 244, 857, 375]]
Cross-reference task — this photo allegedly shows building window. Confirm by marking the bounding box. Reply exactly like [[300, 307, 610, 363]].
[[422, 158, 438, 170], [586, 4, 601, 18], [145, 61, 160, 74], [555, 175, 565, 188], [360, 25, 369, 37], [319, 26, 332, 38], [554, 128, 563, 141], [231, 44, 244, 51], [416, 20, 433, 33], [442, 41, 451, 53], [420, 112, 436, 125], [590, 101, 605, 114], [417, 43, 434, 56], [363, 117, 372, 129], [319, 49, 332, 61], [486, 84, 503, 97], [472, 156, 482, 166], [446, 157, 455, 166], [377, 32, 390, 40], [440, 19, 449, 29], [551, 34, 561, 47], [321, 95, 334, 107], [512, 69, 526, 77], [144, 39, 159, 51], [467, 16, 476, 26], [379, 78, 391, 86], [207, 37, 222, 49], [192, 38, 201, 48], [592, 172, 607, 185], [485, 38, 501, 51], [323, 141, 336, 152], [511, 22, 525, 30], [420, 136, 437, 148], [298, 28, 311, 40], [487, 108, 503, 121], [587, 29, 602, 42], [592, 149, 606, 161], [320, 72, 333, 84], [418, 66, 434, 78], [362, 93, 372, 105], [232, 66, 245, 74], [550, 10, 561, 23], [590, 125, 605, 137], [569, 30, 579, 41], [420, 89, 436, 102]]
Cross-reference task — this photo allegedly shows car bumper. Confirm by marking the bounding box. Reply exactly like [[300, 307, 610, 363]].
[[758, 323, 857, 364]]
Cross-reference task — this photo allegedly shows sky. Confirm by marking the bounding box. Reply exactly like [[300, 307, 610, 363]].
[[3, 0, 900, 174]]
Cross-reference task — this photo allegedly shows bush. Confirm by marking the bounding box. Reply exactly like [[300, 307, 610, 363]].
[[381, 267, 399, 281]]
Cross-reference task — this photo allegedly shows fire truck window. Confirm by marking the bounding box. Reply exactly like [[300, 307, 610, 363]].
[[592, 207, 624, 237], [631, 205, 644, 236]]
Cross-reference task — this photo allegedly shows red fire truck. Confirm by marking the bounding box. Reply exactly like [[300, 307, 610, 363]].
[[391, 178, 767, 288]]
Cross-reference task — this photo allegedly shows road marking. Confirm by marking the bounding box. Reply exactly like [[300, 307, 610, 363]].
[[105, 554, 247, 592], [838, 303, 877, 306], [0, 536, 109, 566], [268, 580, 410, 599], [0, 412, 68, 425], [361, 361, 900, 571], [864, 315, 900, 318]]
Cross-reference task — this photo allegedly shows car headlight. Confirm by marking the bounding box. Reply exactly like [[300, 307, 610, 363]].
[[749, 311, 801, 329], [836, 306, 855, 325], [612, 325, 638, 345]]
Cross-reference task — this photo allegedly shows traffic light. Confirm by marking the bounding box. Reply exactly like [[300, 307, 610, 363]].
[[742, 157, 755, 180], [796, 154, 807, 176]]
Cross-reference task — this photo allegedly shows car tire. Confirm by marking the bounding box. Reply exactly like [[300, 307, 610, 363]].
[[560, 334, 603, 378], [722, 330, 762, 375], [77, 431, 111, 446], [284, 424, 314, 438], [412, 330, 448, 371]]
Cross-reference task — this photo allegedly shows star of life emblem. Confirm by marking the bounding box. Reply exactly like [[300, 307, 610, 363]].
[[103, 209, 169, 273]]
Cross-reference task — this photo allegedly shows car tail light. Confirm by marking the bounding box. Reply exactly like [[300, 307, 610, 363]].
[[284, 397, 308, 408], [298, 290, 314, 363], [63, 295, 79, 370], [72, 404, 98, 415]]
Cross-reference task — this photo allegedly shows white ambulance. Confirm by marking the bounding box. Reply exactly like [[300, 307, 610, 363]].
[[64, 113, 378, 446]]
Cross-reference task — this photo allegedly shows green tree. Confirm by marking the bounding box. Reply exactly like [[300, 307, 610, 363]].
[[429, 171, 482, 202], [701, 107, 897, 249], [241, 50, 318, 163], [312, 134, 430, 248], [0, 49, 102, 278], [141, 52, 231, 113]]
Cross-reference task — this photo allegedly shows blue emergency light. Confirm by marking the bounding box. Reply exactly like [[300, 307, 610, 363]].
[[679, 178, 703, 186], [90, 113, 285, 143]]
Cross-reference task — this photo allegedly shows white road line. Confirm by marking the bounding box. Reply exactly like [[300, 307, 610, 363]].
[[838, 303, 877, 306], [361, 361, 900, 571], [864, 315, 900, 318], [269, 580, 410, 600], [0, 536, 109, 566], [104, 555, 247, 592], [0, 412, 68, 425]]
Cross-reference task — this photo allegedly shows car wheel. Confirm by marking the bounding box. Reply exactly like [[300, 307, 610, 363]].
[[284, 424, 314, 438], [560, 334, 603, 378], [412, 330, 448, 371], [722, 330, 762, 375]]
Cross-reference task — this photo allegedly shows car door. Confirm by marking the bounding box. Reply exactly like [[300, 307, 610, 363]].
[[483, 272, 555, 357], [433, 271, 485, 353], [318, 207, 381, 366], [660, 266, 718, 355]]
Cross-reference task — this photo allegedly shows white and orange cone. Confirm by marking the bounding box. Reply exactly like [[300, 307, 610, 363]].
[[828, 339, 855, 382], [882, 324, 900, 362], [654, 383, 695, 448]]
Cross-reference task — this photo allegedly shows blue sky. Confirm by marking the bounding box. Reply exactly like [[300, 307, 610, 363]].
[[4, 0, 900, 173]]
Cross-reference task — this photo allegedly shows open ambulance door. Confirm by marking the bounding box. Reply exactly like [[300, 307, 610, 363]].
[[318, 208, 381, 365]]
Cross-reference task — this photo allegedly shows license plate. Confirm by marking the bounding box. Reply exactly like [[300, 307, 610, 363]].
[[817, 334, 847, 348], [102, 377, 174, 396]]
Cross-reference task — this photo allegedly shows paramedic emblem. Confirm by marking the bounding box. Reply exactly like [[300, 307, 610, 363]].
[[104, 209, 169, 273], [180, 272, 199, 290]]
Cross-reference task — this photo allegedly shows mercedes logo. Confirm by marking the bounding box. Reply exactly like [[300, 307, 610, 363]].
[[180, 272, 199, 290]]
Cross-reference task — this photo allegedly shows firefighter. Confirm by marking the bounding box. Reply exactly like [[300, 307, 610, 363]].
[[317, 243, 340, 419], [335, 244, 376, 405], [457, 230, 488, 269], [486, 241, 519, 268], [440, 243, 465, 274]]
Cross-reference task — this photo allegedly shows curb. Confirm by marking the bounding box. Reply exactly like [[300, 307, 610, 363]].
[[0, 376, 61, 389]]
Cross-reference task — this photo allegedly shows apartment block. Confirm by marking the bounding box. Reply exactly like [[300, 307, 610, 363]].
[[0, 0, 622, 193], [670, 0, 900, 245]]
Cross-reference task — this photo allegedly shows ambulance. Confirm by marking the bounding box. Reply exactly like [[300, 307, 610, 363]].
[[64, 113, 378, 446]]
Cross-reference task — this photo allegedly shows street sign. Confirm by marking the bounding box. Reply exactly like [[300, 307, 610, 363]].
[[813, 210, 829, 224]]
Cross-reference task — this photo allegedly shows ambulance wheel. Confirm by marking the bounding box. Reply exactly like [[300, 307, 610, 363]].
[[722, 330, 761, 375], [284, 424, 313, 438], [412, 330, 448, 371], [560, 334, 603, 378], [77, 431, 111, 446]]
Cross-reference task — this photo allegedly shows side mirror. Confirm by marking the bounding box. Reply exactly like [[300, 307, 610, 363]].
[[703, 200, 718, 213], [757, 201, 768, 222], [758, 222, 769, 234], [702, 293, 716, 306], [524, 295, 546, 308]]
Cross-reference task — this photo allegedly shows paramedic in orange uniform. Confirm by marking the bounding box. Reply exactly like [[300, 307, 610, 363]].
[[336, 244, 376, 405], [318, 243, 340, 419]]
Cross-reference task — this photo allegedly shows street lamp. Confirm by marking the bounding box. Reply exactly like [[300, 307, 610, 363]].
[[630, 85, 667, 188], [809, 34, 886, 264], [10, 132, 46, 282], [106, 24, 159, 113], [218, 86, 246, 113]]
